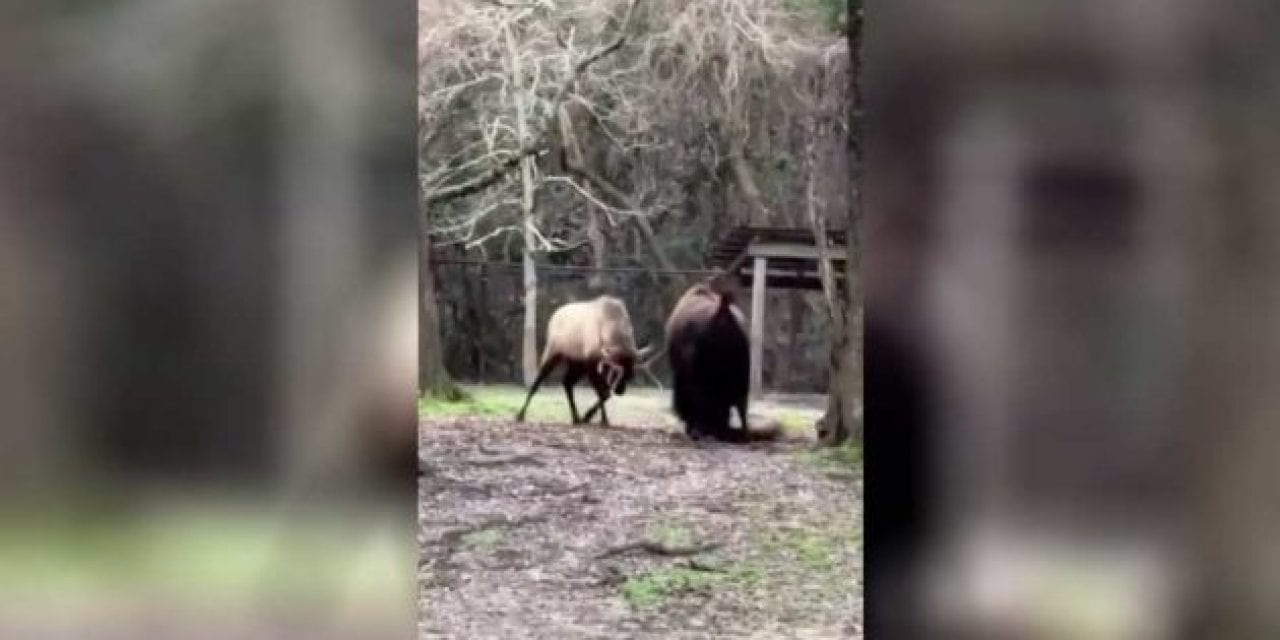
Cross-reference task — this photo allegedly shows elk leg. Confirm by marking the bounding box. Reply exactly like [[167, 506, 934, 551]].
[[562, 364, 584, 424], [516, 355, 560, 422], [582, 369, 612, 426], [583, 399, 609, 425]]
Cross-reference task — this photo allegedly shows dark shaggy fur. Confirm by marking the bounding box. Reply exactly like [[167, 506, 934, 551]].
[[666, 284, 772, 443]]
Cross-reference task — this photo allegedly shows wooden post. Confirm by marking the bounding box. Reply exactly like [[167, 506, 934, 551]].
[[750, 256, 767, 399]]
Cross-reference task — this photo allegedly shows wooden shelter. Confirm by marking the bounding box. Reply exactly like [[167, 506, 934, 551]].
[[705, 226, 847, 398]]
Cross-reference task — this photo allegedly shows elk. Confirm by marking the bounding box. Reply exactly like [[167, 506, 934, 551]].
[[664, 282, 778, 442], [515, 295, 653, 426]]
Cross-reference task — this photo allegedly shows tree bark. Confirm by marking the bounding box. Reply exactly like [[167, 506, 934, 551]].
[[520, 150, 538, 385], [728, 135, 769, 225], [819, 0, 863, 445], [506, 21, 540, 386], [586, 206, 607, 292], [419, 213, 455, 396]]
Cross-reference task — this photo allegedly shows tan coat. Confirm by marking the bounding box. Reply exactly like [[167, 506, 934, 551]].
[[541, 295, 639, 365]]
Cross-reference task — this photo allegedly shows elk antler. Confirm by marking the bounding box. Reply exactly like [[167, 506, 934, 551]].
[[605, 363, 623, 390], [635, 343, 655, 361]]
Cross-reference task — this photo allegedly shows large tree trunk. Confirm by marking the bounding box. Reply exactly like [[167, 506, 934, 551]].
[[521, 172, 538, 386], [818, 0, 863, 445], [418, 217, 455, 396]]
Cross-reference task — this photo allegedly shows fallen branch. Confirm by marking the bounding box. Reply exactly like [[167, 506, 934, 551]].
[[465, 454, 545, 467], [538, 481, 588, 496], [430, 514, 549, 548], [685, 556, 727, 572], [595, 540, 722, 559]]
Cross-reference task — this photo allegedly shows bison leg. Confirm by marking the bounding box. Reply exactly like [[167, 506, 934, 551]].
[[582, 368, 612, 426], [516, 355, 561, 422], [735, 398, 749, 433], [562, 364, 585, 424]]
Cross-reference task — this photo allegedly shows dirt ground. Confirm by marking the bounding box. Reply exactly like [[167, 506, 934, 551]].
[[418, 412, 862, 639]]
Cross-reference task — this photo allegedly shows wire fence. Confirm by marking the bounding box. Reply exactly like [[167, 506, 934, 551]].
[[433, 259, 833, 392]]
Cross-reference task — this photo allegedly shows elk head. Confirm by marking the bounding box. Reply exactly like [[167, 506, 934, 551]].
[[597, 343, 653, 395]]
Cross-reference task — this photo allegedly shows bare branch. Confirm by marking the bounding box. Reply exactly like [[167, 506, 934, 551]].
[[596, 540, 722, 559], [423, 0, 641, 208], [562, 154, 676, 272], [424, 145, 545, 205], [542, 175, 644, 219]]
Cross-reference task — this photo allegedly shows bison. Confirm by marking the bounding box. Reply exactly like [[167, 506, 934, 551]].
[[665, 282, 776, 442], [515, 295, 653, 425]]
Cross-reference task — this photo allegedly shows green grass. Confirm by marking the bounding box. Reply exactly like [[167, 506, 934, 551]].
[[617, 517, 765, 609], [418, 384, 674, 426], [781, 530, 838, 571], [647, 520, 693, 549], [621, 566, 721, 608], [750, 524, 861, 593], [620, 562, 762, 609], [460, 528, 504, 551], [418, 385, 575, 422], [799, 440, 862, 472], [775, 410, 817, 435], [418, 391, 518, 419]]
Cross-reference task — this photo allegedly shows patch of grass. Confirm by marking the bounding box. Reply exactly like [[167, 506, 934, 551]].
[[799, 440, 862, 472], [460, 528, 504, 551], [726, 563, 764, 586], [423, 383, 470, 403], [775, 410, 816, 435], [647, 521, 693, 549], [784, 531, 836, 571], [418, 392, 512, 419], [622, 567, 713, 608], [417, 385, 592, 423], [828, 440, 863, 467], [418, 383, 677, 426], [620, 563, 762, 609], [755, 523, 860, 577]]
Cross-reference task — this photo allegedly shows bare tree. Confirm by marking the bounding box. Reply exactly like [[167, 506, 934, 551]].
[[819, 0, 862, 445], [419, 0, 849, 395], [419, 0, 638, 384]]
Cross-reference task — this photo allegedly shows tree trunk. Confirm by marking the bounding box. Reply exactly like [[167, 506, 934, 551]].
[[521, 180, 538, 386], [586, 206, 606, 292], [729, 135, 769, 225], [818, 0, 863, 445], [476, 262, 489, 382], [418, 212, 455, 397], [506, 21, 540, 386]]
